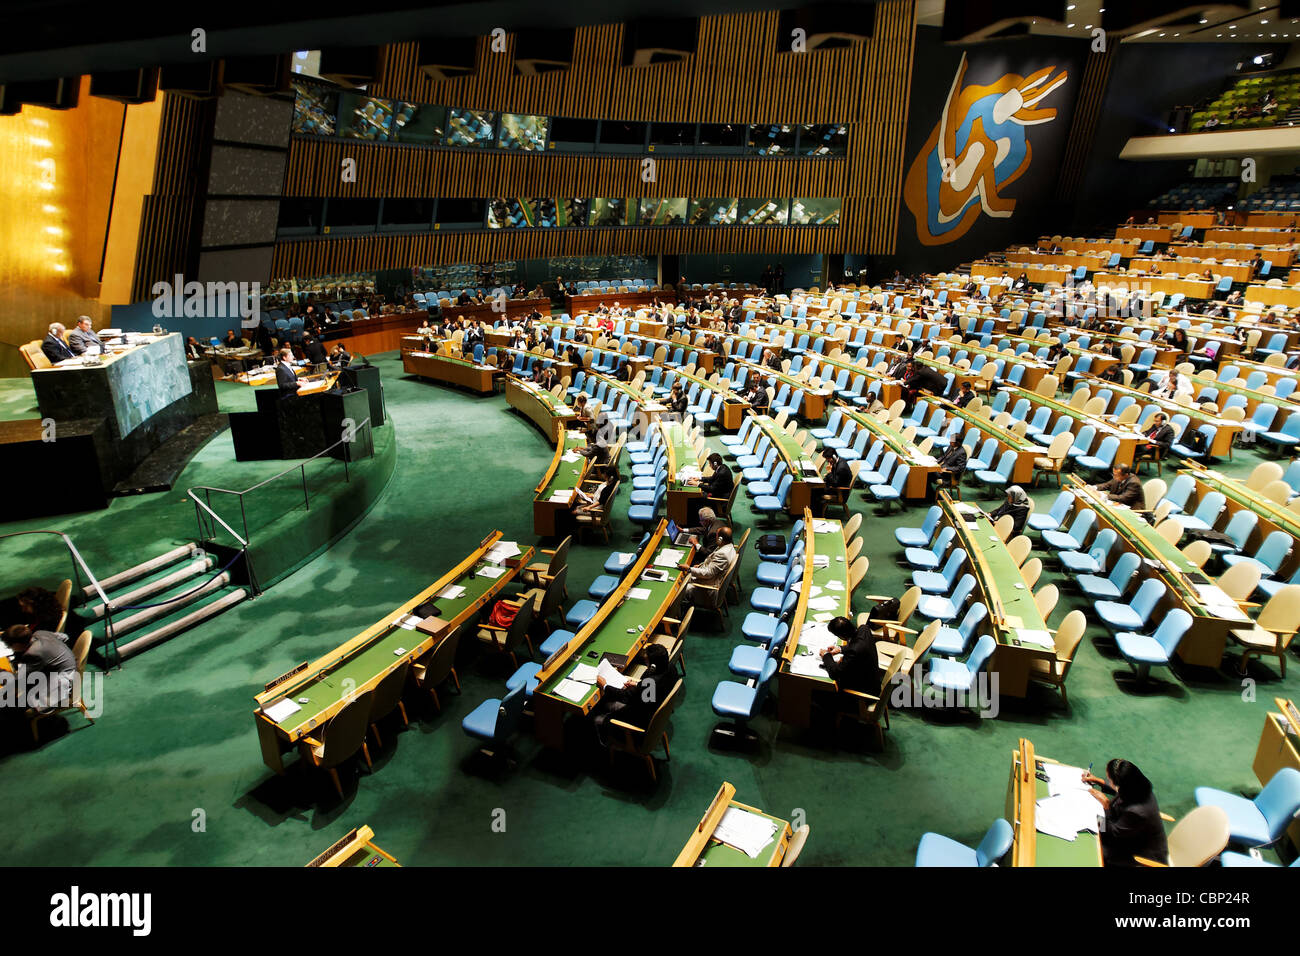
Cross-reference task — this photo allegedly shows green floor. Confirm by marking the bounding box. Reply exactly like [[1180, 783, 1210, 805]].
[[1, 354, 1296, 867]]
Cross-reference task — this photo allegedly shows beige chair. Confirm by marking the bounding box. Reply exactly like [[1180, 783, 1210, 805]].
[[860, 585, 921, 643], [651, 606, 692, 676], [1180, 540, 1212, 569], [781, 825, 810, 866], [410, 631, 462, 712], [1142, 478, 1168, 512], [834, 652, 906, 748], [1068, 387, 1091, 410], [20, 341, 53, 371], [1026, 609, 1085, 708], [1033, 431, 1073, 487], [28, 630, 95, 743], [1260, 480, 1292, 505], [299, 690, 375, 798], [842, 511, 862, 542], [993, 514, 1014, 541], [1007, 535, 1032, 567], [519, 535, 570, 591], [476, 590, 538, 668], [1033, 583, 1059, 622], [605, 679, 682, 782], [1217, 562, 1262, 606], [53, 578, 73, 633], [848, 555, 870, 591], [1135, 805, 1230, 868], [1020, 556, 1043, 589], [1231, 584, 1300, 676], [1154, 519, 1183, 545], [367, 660, 410, 749]]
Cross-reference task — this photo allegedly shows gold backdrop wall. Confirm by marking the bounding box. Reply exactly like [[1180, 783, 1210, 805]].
[[0, 78, 124, 378]]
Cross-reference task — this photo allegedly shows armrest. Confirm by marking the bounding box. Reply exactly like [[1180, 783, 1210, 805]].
[[540, 548, 557, 556], [839, 687, 881, 703], [877, 622, 918, 635], [608, 717, 648, 735], [1159, 812, 1176, 823], [858, 594, 896, 602], [1133, 856, 1168, 868], [301, 735, 323, 749]]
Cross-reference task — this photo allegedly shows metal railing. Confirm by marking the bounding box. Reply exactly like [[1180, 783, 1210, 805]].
[[0, 529, 114, 662], [188, 416, 374, 549]]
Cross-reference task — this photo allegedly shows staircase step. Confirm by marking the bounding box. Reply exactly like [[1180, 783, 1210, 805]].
[[84, 545, 200, 598], [104, 570, 232, 642], [114, 588, 249, 660], [85, 556, 216, 619]]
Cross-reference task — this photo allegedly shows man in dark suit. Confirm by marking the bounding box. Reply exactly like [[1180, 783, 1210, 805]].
[[275, 348, 300, 399], [693, 453, 733, 502], [1136, 412, 1175, 465], [66, 316, 105, 356], [820, 615, 884, 696], [303, 334, 328, 366], [591, 644, 679, 745], [41, 323, 74, 363]]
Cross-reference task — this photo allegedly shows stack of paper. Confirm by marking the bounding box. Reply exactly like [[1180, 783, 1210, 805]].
[[677, 467, 702, 482], [549, 490, 574, 503], [1035, 791, 1103, 841], [654, 548, 687, 567], [554, 679, 590, 702], [391, 613, 424, 630], [788, 653, 830, 678], [596, 660, 626, 686], [799, 622, 839, 653], [436, 584, 466, 600], [812, 554, 831, 568], [1041, 763, 1091, 797], [627, 587, 651, 600], [477, 565, 506, 579], [561, 452, 582, 463], [809, 595, 840, 611], [263, 698, 301, 722], [486, 540, 522, 563], [1194, 583, 1250, 621], [1015, 629, 1056, 649], [825, 579, 845, 591], [713, 807, 779, 859], [569, 663, 598, 683]]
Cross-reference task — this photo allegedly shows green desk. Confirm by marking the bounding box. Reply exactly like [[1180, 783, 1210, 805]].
[[533, 430, 592, 537], [254, 532, 533, 773], [1007, 741, 1103, 867], [942, 494, 1053, 698], [749, 415, 821, 515], [777, 516, 850, 726], [673, 782, 792, 867], [531, 523, 690, 748], [307, 826, 401, 867], [506, 375, 575, 445]]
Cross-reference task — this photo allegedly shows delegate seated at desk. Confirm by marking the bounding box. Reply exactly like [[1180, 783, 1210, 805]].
[[987, 486, 1031, 537], [1, 624, 75, 713], [686, 507, 724, 555], [1135, 413, 1174, 463], [681, 527, 735, 604], [592, 644, 678, 746], [687, 453, 733, 499], [1092, 464, 1144, 508], [67, 316, 105, 356], [743, 380, 769, 413], [819, 616, 884, 696], [41, 323, 74, 363], [1082, 759, 1169, 867]]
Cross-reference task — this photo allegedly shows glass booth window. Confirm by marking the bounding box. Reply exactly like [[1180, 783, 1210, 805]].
[[446, 108, 497, 147]]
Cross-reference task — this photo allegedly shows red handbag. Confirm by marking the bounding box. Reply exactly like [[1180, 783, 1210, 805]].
[[487, 600, 519, 629]]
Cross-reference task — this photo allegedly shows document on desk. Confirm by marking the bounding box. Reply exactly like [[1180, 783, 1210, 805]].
[[596, 660, 626, 686], [1042, 763, 1092, 798], [262, 698, 301, 723], [1015, 629, 1056, 650], [1036, 791, 1103, 840], [824, 579, 845, 591], [569, 663, 598, 684], [548, 490, 575, 504], [554, 678, 590, 702], [561, 453, 582, 463], [392, 613, 423, 630], [808, 595, 840, 611], [713, 807, 778, 859], [788, 652, 830, 678], [486, 540, 522, 562], [812, 554, 830, 568], [799, 622, 838, 653], [436, 585, 466, 600], [654, 548, 687, 567], [627, 587, 651, 600], [812, 520, 838, 533], [477, 564, 506, 579]]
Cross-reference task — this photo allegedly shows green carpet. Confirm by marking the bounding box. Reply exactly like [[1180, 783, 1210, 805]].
[[0, 354, 1296, 867]]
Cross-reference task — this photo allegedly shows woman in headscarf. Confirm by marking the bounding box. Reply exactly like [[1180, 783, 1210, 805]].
[[1082, 759, 1169, 867], [988, 485, 1031, 537]]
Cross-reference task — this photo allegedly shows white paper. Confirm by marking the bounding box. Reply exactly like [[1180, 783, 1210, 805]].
[[554, 678, 591, 702], [392, 613, 422, 630], [627, 587, 652, 600], [263, 698, 302, 722], [487, 541, 522, 561], [597, 660, 627, 686], [713, 807, 779, 859], [1042, 763, 1092, 798], [1016, 629, 1056, 649], [813, 613, 834, 622], [809, 595, 840, 611], [561, 453, 582, 463], [654, 548, 687, 567], [788, 652, 830, 678], [612, 552, 635, 567], [549, 490, 575, 503], [812, 554, 831, 568], [825, 580, 845, 591], [812, 520, 837, 533], [569, 663, 598, 684], [478, 565, 506, 579], [437, 585, 466, 600]]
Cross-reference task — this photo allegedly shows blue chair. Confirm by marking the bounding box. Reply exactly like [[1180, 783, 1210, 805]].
[[627, 488, 665, 529], [926, 633, 997, 695], [1258, 414, 1300, 453], [917, 574, 977, 622], [756, 539, 803, 585], [1224, 529, 1292, 579], [741, 592, 797, 643], [728, 633, 787, 679], [915, 818, 1013, 867], [506, 661, 544, 697], [758, 520, 806, 564], [1060, 528, 1117, 575], [461, 685, 528, 758], [1028, 491, 1074, 533], [869, 463, 909, 514], [1115, 608, 1193, 684], [1075, 435, 1120, 475], [1220, 852, 1300, 868], [710, 657, 779, 745], [1095, 578, 1166, 631], [931, 602, 988, 657], [538, 629, 575, 658], [1210, 510, 1258, 558], [895, 505, 942, 548], [1066, 424, 1097, 463], [1042, 509, 1097, 553], [1175, 491, 1225, 532], [972, 449, 1017, 494], [905, 526, 957, 571], [913, 547, 967, 593], [1194, 768, 1300, 849], [751, 563, 803, 614], [1077, 551, 1142, 600], [1158, 474, 1195, 515]]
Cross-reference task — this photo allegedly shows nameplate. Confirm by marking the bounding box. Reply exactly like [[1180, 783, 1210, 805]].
[[265, 661, 309, 692]]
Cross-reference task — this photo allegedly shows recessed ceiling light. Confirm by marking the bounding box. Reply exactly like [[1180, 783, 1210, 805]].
[[1085, 24, 1092, 29], [1159, 32, 1166, 36], [1066, 3, 1075, 9], [1200, 18, 1208, 23], [1068, 23, 1075, 28]]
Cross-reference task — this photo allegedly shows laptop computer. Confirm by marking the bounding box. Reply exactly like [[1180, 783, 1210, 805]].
[[666, 519, 694, 547]]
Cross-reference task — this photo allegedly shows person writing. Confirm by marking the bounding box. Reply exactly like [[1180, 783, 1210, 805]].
[[1093, 464, 1144, 508], [667, 382, 689, 416], [818, 615, 884, 695], [1081, 759, 1169, 867]]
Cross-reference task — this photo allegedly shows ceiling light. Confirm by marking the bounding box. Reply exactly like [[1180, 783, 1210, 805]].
[[1200, 18, 1208, 23], [1066, 3, 1075, 9]]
